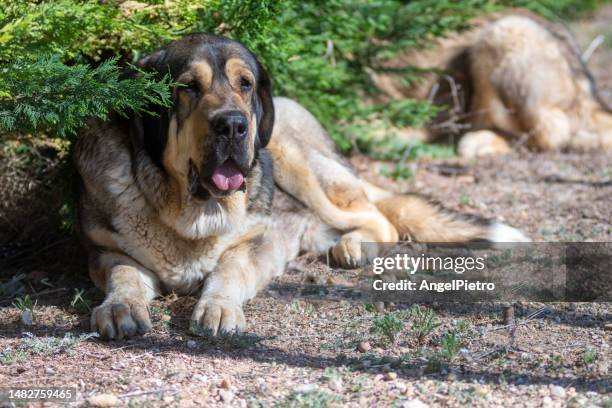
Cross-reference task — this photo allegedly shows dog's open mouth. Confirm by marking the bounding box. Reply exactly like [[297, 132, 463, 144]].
[[188, 159, 246, 199], [211, 159, 245, 192]]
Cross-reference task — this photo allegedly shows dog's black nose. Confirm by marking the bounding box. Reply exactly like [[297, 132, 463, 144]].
[[211, 111, 248, 139]]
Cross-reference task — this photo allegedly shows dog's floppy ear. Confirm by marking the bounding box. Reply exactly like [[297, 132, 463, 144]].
[[123, 50, 171, 168], [254, 59, 274, 148]]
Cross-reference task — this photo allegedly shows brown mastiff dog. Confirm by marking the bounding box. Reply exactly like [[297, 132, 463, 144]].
[[75, 34, 528, 339]]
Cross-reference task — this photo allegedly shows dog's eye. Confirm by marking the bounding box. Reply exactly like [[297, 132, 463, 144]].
[[183, 81, 200, 95], [240, 77, 252, 92]]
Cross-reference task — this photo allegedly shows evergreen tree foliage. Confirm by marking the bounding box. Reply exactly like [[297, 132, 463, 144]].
[[0, 0, 602, 145], [0, 57, 174, 136]]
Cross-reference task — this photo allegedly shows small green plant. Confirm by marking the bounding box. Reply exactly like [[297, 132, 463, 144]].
[[320, 367, 340, 382], [440, 330, 461, 361], [359, 134, 454, 162], [0, 348, 28, 365], [70, 288, 92, 313], [459, 193, 473, 207], [410, 305, 441, 345], [582, 349, 597, 365], [12, 294, 35, 312], [363, 303, 377, 313], [456, 319, 470, 334], [380, 163, 414, 181], [551, 354, 563, 367], [150, 305, 169, 315], [599, 397, 612, 408], [289, 300, 316, 317], [370, 312, 405, 344], [454, 386, 478, 405], [276, 390, 341, 408]]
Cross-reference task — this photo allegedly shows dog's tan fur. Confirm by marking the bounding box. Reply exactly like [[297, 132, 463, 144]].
[[369, 10, 612, 156], [75, 34, 527, 339]]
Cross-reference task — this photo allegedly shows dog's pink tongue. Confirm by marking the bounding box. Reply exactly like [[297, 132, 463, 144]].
[[211, 160, 244, 191]]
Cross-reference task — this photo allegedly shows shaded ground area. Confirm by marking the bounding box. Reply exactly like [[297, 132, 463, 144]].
[[1, 7, 611, 408]]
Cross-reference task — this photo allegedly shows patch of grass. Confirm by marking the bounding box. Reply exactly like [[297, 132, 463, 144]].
[[550, 354, 563, 367], [321, 317, 366, 351], [599, 397, 612, 408], [459, 193, 474, 207], [12, 294, 35, 312], [370, 312, 405, 345], [276, 390, 341, 408], [18, 332, 97, 356], [320, 367, 340, 382], [440, 330, 461, 361], [600, 168, 612, 178], [582, 349, 597, 365], [150, 305, 172, 328], [410, 305, 441, 346], [150, 306, 171, 316], [363, 303, 378, 313], [247, 400, 267, 408], [348, 374, 369, 393], [379, 163, 414, 181], [127, 400, 162, 408], [453, 386, 478, 405], [440, 319, 473, 361], [70, 288, 92, 313], [289, 300, 316, 317], [456, 319, 470, 334], [359, 135, 455, 162], [12, 294, 36, 325], [0, 347, 28, 365], [398, 347, 448, 374]]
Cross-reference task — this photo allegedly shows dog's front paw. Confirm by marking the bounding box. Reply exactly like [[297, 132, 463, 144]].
[[190, 296, 246, 336], [90, 299, 151, 340]]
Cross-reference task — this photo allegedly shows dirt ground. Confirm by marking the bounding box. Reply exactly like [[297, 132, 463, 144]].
[[1, 7, 611, 408]]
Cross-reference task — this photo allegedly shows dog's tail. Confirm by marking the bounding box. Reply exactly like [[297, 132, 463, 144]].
[[363, 182, 529, 244]]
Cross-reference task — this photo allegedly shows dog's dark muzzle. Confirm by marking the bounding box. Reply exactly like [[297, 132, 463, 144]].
[[209, 110, 252, 171]]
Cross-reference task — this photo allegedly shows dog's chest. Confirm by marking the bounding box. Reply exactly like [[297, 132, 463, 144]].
[[112, 207, 235, 294]]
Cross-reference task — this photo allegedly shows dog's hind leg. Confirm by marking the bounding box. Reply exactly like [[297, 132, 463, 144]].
[[270, 98, 529, 268], [269, 98, 399, 267], [272, 143, 397, 267]]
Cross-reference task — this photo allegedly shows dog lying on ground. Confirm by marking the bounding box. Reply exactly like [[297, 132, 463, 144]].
[[369, 10, 612, 157], [75, 33, 528, 339]]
